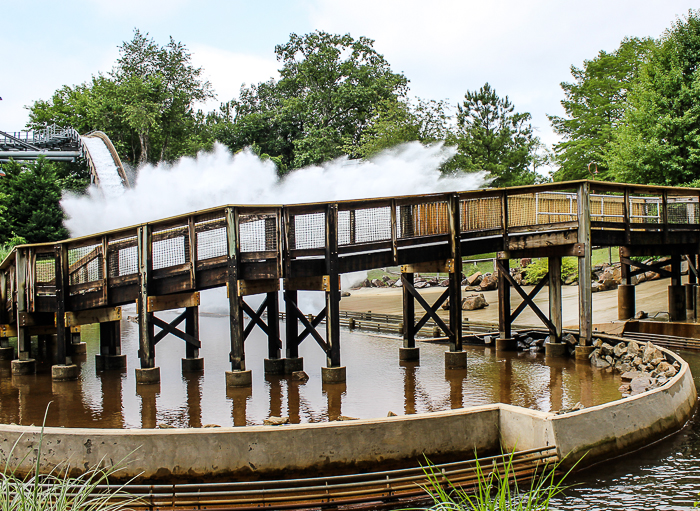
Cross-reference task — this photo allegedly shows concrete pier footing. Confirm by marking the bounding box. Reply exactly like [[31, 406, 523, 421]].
[[321, 366, 346, 384], [0, 346, 14, 360], [264, 358, 285, 375], [182, 358, 204, 372], [545, 342, 567, 357], [51, 364, 79, 381], [398, 347, 420, 362], [685, 283, 697, 322], [495, 338, 517, 351], [226, 370, 252, 387], [71, 342, 87, 355], [95, 354, 127, 370], [574, 345, 595, 360], [444, 350, 467, 369], [284, 357, 304, 374], [618, 284, 635, 320], [135, 367, 161, 384], [669, 285, 687, 322], [11, 359, 35, 375]]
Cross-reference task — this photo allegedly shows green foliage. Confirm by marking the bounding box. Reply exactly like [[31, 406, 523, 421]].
[[0, 159, 68, 244], [446, 83, 544, 187], [216, 31, 408, 172], [406, 451, 573, 511], [28, 29, 215, 165], [549, 37, 655, 181], [0, 234, 27, 263], [606, 10, 700, 185], [523, 258, 578, 284]]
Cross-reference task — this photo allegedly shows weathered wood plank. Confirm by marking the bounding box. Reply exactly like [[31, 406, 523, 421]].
[[147, 291, 200, 312], [65, 306, 122, 327]]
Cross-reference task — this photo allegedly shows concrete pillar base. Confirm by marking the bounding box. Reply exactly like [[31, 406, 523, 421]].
[[11, 359, 35, 375], [51, 364, 79, 381], [135, 367, 161, 385], [321, 366, 346, 384], [575, 345, 595, 360], [545, 342, 567, 357], [669, 284, 686, 322], [0, 346, 14, 360], [71, 342, 87, 355], [618, 284, 635, 320], [399, 347, 420, 362], [95, 354, 126, 370], [445, 350, 467, 369], [182, 357, 204, 372], [264, 358, 286, 375], [226, 370, 252, 387], [685, 283, 697, 322], [284, 357, 304, 374], [495, 338, 517, 351]]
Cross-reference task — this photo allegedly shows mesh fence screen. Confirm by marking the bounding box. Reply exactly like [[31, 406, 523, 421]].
[[240, 214, 277, 252], [109, 237, 138, 277], [668, 197, 700, 224], [196, 215, 227, 260], [399, 201, 449, 238], [461, 197, 500, 232], [339, 207, 391, 245], [292, 212, 326, 249], [68, 244, 103, 285], [152, 226, 188, 270], [35, 254, 55, 284]]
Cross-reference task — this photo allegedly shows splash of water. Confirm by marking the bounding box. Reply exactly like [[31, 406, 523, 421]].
[[62, 141, 488, 236], [80, 137, 126, 200]]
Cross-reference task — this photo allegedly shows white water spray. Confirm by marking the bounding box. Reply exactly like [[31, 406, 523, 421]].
[[80, 136, 126, 200]]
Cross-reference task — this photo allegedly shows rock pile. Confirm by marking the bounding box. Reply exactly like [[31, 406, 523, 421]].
[[589, 338, 680, 397], [442, 293, 489, 311]]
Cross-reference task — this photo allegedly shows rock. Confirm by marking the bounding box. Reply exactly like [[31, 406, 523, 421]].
[[643, 343, 664, 365], [414, 281, 429, 289], [292, 371, 309, 382], [203, 424, 221, 428], [656, 375, 668, 386], [517, 341, 529, 350], [599, 278, 618, 291], [605, 355, 614, 365], [613, 342, 627, 358], [664, 365, 678, 378], [563, 273, 578, 285], [371, 278, 386, 287], [466, 272, 483, 286], [264, 416, 289, 426], [341, 291, 351, 297], [439, 279, 449, 287], [619, 383, 631, 394], [600, 343, 614, 357], [479, 273, 498, 291], [533, 337, 545, 347], [591, 281, 602, 293], [618, 362, 632, 373], [362, 278, 371, 288], [157, 424, 175, 429], [520, 258, 532, 268], [621, 370, 642, 382], [598, 267, 615, 283], [634, 311, 648, 319], [563, 333, 577, 346], [626, 340, 640, 357], [673, 361, 681, 370], [336, 415, 359, 421], [630, 375, 653, 396], [633, 356, 643, 368], [127, 315, 138, 324], [462, 293, 489, 310], [394, 279, 403, 287], [382, 275, 392, 282], [593, 338, 603, 348], [387, 411, 397, 417], [591, 351, 611, 368]]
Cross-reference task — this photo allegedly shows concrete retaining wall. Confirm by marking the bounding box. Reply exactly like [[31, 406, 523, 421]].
[[0, 347, 696, 481]]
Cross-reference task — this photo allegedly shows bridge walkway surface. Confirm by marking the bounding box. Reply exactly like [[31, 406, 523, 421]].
[[1, 179, 699, 385]]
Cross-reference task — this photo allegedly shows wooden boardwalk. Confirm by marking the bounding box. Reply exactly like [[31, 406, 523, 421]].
[[2, 179, 699, 384]]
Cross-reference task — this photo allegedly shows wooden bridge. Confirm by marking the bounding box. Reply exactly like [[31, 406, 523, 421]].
[[1, 179, 699, 385]]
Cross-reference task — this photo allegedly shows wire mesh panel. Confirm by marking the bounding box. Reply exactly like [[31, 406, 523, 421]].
[[399, 201, 449, 238], [668, 196, 700, 224], [527, 192, 578, 226], [108, 236, 138, 277], [239, 213, 278, 253], [35, 253, 56, 284], [629, 195, 662, 224], [589, 193, 625, 223], [339, 207, 391, 246], [196, 214, 227, 260], [292, 212, 326, 250], [152, 226, 188, 270], [461, 196, 501, 232], [68, 244, 103, 285]]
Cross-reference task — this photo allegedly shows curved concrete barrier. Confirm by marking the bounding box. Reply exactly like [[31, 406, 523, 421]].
[[0, 345, 696, 481]]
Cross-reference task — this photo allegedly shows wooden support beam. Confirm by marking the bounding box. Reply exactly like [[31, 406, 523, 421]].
[[497, 258, 511, 340], [267, 291, 281, 359], [238, 278, 279, 296], [390, 199, 398, 264], [498, 260, 557, 335], [325, 204, 341, 368], [283, 276, 339, 291], [101, 237, 109, 306], [577, 181, 593, 345], [284, 289, 299, 358], [402, 272, 415, 349], [65, 306, 122, 327], [147, 291, 200, 313], [187, 217, 197, 290], [185, 306, 199, 359], [510, 271, 548, 322], [226, 207, 245, 371], [620, 257, 673, 279], [549, 256, 563, 342], [99, 320, 121, 356], [152, 314, 201, 347], [137, 225, 155, 368], [414, 288, 449, 332], [401, 259, 454, 274], [298, 307, 327, 346], [402, 274, 452, 338], [448, 194, 462, 352], [55, 243, 69, 364], [17, 312, 55, 327], [242, 297, 269, 339], [15, 249, 30, 360]]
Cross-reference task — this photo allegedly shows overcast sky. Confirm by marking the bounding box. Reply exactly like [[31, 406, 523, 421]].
[[1, 1, 696, 148]]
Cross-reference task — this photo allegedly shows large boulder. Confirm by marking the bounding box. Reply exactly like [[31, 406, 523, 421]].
[[630, 375, 653, 396], [466, 272, 483, 286], [479, 273, 498, 291], [462, 293, 488, 310]]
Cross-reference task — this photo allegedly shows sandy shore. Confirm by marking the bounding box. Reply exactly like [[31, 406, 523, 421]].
[[340, 277, 679, 335]]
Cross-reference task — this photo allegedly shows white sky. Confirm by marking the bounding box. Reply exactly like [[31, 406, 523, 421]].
[[0, 1, 695, 149]]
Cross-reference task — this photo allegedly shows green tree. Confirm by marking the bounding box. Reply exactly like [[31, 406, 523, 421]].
[[218, 31, 408, 171], [0, 159, 68, 244], [549, 37, 655, 181], [607, 10, 700, 185], [447, 83, 542, 187]]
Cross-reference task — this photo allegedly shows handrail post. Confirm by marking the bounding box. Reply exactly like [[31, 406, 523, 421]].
[[322, 203, 346, 383], [11, 249, 35, 374], [577, 181, 592, 347], [135, 225, 160, 384]]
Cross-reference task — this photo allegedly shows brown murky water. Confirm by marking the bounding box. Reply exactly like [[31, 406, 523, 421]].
[[0, 306, 622, 429]]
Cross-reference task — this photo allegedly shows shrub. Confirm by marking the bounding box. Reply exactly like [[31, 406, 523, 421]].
[[523, 258, 578, 284]]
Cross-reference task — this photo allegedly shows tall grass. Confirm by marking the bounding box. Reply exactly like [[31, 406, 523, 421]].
[[0, 406, 141, 511], [407, 451, 575, 511]]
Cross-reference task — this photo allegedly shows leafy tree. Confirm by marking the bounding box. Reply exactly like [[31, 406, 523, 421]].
[[447, 83, 542, 187], [549, 37, 655, 181], [0, 159, 68, 244], [607, 10, 700, 185], [218, 31, 408, 171]]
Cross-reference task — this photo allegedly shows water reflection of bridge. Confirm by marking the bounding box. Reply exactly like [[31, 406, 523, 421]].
[[1, 180, 699, 391]]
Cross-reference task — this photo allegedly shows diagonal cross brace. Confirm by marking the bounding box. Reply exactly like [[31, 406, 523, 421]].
[[621, 257, 673, 279], [298, 307, 327, 344], [510, 271, 549, 323], [242, 296, 269, 339], [401, 274, 453, 338], [415, 288, 450, 332], [497, 260, 556, 335], [151, 313, 200, 347], [287, 297, 330, 353]]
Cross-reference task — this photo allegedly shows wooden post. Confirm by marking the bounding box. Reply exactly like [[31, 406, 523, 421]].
[[54, 244, 69, 365], [266, 291, 280, 360], [577, 181, 592, 346], [669, 254, 686, 321], [187, 216, 197, 290], [498, 258, 511, 340], [285, 289, 299, 358], [226, 207, 245, 372], [402, 272, 415, 348], [548, 256, 562, 342], [618, 247, 636, 320], [15, 249, 29, 360], [325, 203, 341, 368], [137, 225, 155, 369], [447, 193, 463, 352], [185, 306, 199, 360]]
